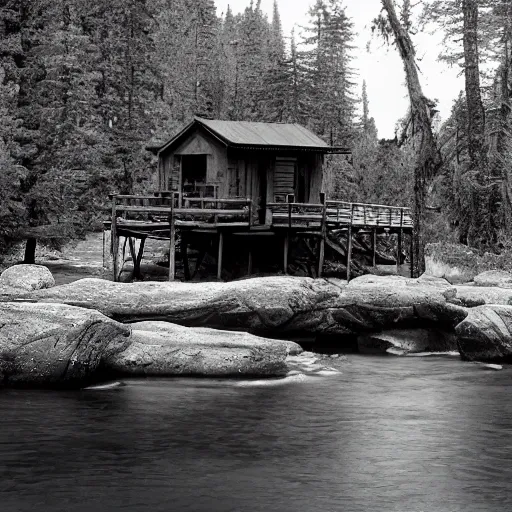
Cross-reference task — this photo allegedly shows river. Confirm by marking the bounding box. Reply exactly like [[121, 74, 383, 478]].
[[1, 354, 512, 512]]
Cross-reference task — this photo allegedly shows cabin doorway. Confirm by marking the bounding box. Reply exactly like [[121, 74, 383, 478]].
[[181, 154, 207, 197]]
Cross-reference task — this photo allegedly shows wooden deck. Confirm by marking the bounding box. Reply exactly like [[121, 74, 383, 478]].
[[107, 193, 413, 282]]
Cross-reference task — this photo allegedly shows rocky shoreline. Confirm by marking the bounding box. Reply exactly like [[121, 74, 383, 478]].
[[2, 264, 512, 387]]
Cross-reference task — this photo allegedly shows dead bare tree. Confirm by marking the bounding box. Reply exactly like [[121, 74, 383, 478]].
[[380, 0, 442, 276]]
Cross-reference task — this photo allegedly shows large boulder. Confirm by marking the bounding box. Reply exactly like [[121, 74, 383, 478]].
[[20, 276, 467, 338], [449, 286, 512, 308], [106, 321, 300, 377], [0, 302, 131, 387], [357, 328, 458, 355], [0, 264, 55, 292], [424, 243, 479, 284], [474, 270, 512, 288], [456, 305, 512, 362]]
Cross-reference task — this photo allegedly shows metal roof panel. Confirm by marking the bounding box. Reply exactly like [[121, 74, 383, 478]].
[[156, 118, 350, 154], [197, 117, 331, 148]]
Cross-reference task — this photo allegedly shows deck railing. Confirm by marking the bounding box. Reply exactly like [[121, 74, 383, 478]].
[[109, 193, 411, 231], [267, 200, 412, 230], [267, 202, 326, 229], [110, 193, 252, 227], [325, 201, 412, 229]]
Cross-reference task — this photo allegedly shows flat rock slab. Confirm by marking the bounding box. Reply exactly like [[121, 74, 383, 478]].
[[473, 270, 512, 289], [107, 321, 300, 377], [0, 302, 131, 387], [456, 305, 512, 362], [16, 275, 467, 337], [450, 286, 512, 307]]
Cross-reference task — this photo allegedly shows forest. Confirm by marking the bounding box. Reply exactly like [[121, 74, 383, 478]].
[[0, 0, 511, 268]]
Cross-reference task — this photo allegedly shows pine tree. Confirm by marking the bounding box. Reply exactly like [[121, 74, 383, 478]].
[[298, 0, 356, 144], [236, 0, 270, 120], [260, 0, 291, 122]]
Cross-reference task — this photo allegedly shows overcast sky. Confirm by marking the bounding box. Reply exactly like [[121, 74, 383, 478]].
[[214, 0, 464, 139]]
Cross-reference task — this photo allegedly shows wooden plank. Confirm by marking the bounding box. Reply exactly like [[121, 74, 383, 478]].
[[175, 221, 250, 228], [184, 198, 251, 205], [283, 234, 289, 274], [116, 206, 249, 216]]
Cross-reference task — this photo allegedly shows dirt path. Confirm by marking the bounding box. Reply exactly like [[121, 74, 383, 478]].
[[39, 232, 109, 286], [39, 232, 170, 285]]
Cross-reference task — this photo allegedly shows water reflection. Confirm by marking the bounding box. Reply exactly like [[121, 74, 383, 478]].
[[2, 356, 512, 511]]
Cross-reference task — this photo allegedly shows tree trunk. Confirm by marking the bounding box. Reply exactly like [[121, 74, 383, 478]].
[[462, 0, 491, 248], [381, 0, 441, 276], [24, 238, 37, 264]]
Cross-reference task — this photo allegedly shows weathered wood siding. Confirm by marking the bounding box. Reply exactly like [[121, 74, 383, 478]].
[[159, 127, 228, 193], [274, 157, 296, 201], [157, 126, 326, 213], [302, 153, 323, 204]]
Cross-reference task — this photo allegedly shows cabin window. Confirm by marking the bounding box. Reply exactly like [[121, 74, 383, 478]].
[[181, 154, 208, 197]]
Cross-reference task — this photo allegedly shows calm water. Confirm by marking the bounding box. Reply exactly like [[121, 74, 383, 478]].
[[2, 355, 512, 512]]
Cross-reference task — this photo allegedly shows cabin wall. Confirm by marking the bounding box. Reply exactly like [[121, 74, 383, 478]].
[[303, 153, 324, 203], [158, 127, 228, 194], [158, 131, 326, 211]]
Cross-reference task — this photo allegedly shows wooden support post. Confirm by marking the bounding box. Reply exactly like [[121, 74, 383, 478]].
[[410, 231, 414, 278], [128, 237, 136, 264], [397, 208, 404, 275], [217, 231, 224, 281], [102, 227, 106, 268], [111, 195, 119, 282], [168, 206, 176, 281], [318, 193, 326, 278], [372, 229, 377, 268], [248, 248, 253, 276], [182, 232, 190, 281], [283, 234, 289, 274], [347, 225, 353, 282], [318, 237, 325, 278], [135, 237, 146, 278], [397, 229, 403, 275]]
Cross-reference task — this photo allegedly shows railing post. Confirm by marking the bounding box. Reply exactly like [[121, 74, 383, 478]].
[[287, 194, 294, 229], [248, 199, 253, 228]]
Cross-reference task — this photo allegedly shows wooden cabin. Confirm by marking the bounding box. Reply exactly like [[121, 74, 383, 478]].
[[109, 120, 413, 282], [151, 117, 350, 224]]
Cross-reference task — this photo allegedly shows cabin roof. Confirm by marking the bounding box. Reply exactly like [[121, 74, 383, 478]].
[[155, 117, 350, 154]]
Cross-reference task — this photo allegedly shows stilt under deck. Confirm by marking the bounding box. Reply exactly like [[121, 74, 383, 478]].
[[106, 193, 413, 282]]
